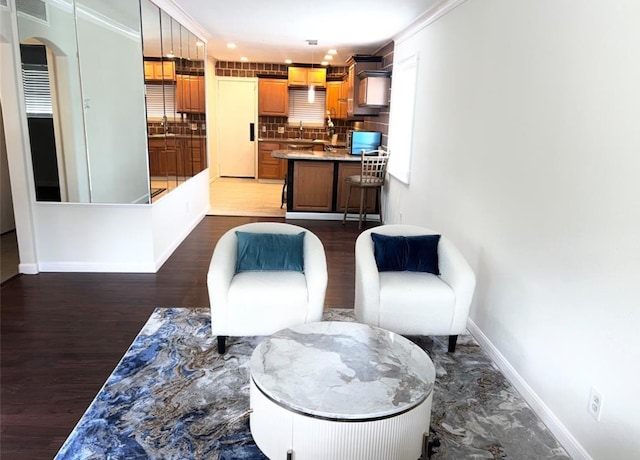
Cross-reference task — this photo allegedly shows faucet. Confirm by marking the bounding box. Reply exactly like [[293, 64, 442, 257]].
[[298, 120, 303, 139]]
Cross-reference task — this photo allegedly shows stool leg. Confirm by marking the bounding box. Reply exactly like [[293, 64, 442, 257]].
[[378, 186, 383, 224], [280, 174, 287, 209], [343, 184, 352, 225], [362, 187, 368, 227], [358, 187, 365, 230]]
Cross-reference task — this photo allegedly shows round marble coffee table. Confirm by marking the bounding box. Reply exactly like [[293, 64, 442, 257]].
[[249, 321, 435, 460]]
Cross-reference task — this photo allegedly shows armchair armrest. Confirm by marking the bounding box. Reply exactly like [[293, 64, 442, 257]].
[[355, 231, 381, 325], [302, 232, 328, 322], [438, 237, 476, 333], [207, 230, 237, 331]]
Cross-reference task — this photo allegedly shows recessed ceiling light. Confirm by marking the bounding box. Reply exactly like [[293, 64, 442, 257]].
[[327, 49, 337, 55], [285, 59, 292, 64], [196, 41, 204, 47], [240, 56, 248, 62], [321, 61, 329, 66], [227, 43, 236, 49], [323, 55, 333, 60]]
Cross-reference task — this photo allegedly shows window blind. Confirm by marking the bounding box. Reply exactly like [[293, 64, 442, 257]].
[[145, 84, 177, 119], [21, 66, 52, 116], [287, 89, 326, 127]]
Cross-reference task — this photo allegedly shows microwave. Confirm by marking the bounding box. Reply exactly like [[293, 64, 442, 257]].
[[347, 131, 382, 155]]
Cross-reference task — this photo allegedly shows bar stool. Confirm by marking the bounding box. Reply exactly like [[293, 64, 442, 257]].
[[342, 149, 390, 229]]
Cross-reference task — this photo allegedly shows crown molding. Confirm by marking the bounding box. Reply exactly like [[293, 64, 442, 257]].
[[394, 0, 469, 45]]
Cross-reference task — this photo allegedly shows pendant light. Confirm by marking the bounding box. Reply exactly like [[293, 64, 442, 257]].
[[307, 40, 317, 103]]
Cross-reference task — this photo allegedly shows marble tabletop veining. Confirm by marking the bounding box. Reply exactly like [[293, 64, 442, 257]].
[[250, 321, 435, 420], [271, 149, 356, 161]]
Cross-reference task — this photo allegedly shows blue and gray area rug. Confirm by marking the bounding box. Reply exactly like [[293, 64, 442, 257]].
[[55, 308, 570, 459]]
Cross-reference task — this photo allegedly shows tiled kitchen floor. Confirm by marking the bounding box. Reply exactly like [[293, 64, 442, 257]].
[[208, 177, 285, 217]]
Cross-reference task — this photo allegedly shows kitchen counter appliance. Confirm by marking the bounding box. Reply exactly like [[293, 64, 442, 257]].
[[347, 131, 382, 154]]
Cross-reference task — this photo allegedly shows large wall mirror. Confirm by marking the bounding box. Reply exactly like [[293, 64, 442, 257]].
[[15, 0, 207, 204], [141, 0, 207, 202]]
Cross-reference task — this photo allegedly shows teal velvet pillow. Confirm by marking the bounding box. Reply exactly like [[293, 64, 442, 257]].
[[235, 231, 305, 273], [371, 233, 440, 274]]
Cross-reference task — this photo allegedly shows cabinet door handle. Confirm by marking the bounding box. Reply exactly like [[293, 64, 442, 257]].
[[249, 123, 255, 141]]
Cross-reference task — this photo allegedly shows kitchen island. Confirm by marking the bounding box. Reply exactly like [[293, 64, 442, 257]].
[[272, 149, 378, 220]]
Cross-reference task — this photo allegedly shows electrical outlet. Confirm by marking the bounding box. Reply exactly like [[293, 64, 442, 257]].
[[277, 126, 285, 134], [587, 387, 603, 421]]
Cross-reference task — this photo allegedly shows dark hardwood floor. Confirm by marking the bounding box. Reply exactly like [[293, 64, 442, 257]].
[[0, 215, 375, 459]]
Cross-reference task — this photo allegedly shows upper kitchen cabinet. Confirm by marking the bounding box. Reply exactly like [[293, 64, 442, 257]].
[[176, 23, 206, 115], [326, 80, 348, 119], [259, 78, 289, 116], [357, 70, 391, 107], [288, 67, 326, 87], [346, 55, 383, 118], [177, 74, 205, 113], [144, 60, 175, 81]]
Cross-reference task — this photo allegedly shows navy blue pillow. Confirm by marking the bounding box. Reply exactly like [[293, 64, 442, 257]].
[[371, 233, 440, 274], [235, 231, 305, 273]]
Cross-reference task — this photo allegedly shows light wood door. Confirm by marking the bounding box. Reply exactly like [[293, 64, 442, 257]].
[[217, 78, 257, 177], [292, 162, 334, 211]]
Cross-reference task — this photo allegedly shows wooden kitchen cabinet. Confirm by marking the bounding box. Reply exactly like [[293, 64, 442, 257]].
[[144, 60, 175, 81], [326, 80, 348, 119], [287, 67, 326, 88], [357, 71, 391, 107], [346, 56, 382, 117], [258, 142, 286, 180], [292, 161, 334, 211], [149, 136, 207, 178], [148, 138, 166, 177], [185, 137, 206, 175], [336, 162, 376, 212], [258, 79, 289, 116], [177, 74, 205, 113]]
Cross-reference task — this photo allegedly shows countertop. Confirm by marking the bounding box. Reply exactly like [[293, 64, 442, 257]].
[[148, 133, 206, 139], [272, 149, 357, 161], [259, 137, 346, 148]]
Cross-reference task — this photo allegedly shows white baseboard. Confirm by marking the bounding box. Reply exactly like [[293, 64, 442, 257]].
[[18, 263, 39, 275], [466, 318, 591, 460], [37, 261, 156, 272]]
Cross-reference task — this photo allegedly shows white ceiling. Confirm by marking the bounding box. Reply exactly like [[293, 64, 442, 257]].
[[170, 0, 442, 65]]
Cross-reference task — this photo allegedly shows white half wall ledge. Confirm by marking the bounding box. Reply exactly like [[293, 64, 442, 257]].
[[153, 209, 207, 271], [466, 319, 592, 460]]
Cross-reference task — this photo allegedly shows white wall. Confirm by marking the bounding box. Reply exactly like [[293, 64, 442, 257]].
[[386, 1, 640, 459]]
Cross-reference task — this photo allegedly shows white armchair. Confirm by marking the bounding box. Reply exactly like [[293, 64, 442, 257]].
[[355, 225, 476, 352], [207, 222, 328, 353]]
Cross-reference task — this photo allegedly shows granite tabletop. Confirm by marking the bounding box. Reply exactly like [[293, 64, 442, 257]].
[[272, 149, 356, 161], [250, 321, 435, 421]]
